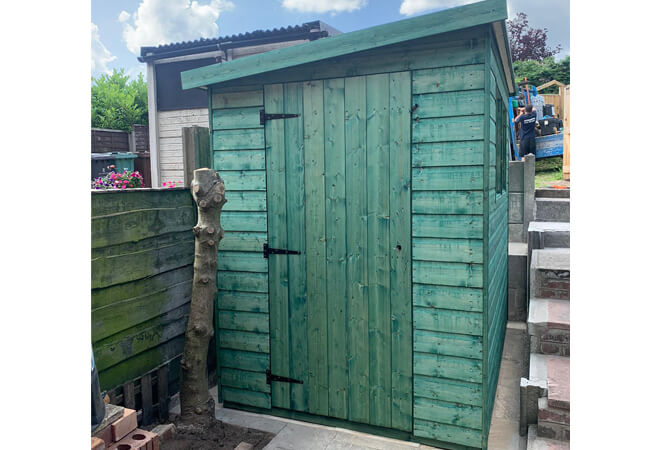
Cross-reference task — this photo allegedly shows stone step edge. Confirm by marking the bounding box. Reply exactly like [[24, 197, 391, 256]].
[[535, 188, 570, 199], [529, 353, 570, 411], [531, 248, 571, 272], [528, 298, 570, 330]]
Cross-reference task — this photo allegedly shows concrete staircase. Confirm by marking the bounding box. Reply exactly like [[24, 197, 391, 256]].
[[535, 189, 570, 223], [522, 188, 570, 449]]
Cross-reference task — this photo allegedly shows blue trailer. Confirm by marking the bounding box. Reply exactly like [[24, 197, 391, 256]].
[[509, 97, 564, 161]]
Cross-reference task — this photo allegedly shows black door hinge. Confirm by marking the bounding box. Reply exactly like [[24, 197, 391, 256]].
[[263, 243, 302, 258], [259, 109, 301, 125], [266, 370, 303, 385]]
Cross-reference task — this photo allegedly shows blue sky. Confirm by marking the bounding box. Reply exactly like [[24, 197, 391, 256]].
[[91, 0, 569, 79]]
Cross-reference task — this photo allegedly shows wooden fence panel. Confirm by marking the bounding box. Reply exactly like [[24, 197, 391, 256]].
[[91, 188, 196, 396], [92, 128, 131, 153]]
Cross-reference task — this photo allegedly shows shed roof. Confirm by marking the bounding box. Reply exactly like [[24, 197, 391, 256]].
[[181, 0, 514, 93]]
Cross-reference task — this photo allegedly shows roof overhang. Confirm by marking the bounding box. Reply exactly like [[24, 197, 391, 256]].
[[492, 20, 516, 95], [181, 0, 510, 90]]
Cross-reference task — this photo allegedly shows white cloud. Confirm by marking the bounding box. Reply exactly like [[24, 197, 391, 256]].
[[121, 0, 235, 55], [399, 0, 479, 16], [127, 65, 147, 81], [91, 22, 116, 75], [281, 0, 367, 14]]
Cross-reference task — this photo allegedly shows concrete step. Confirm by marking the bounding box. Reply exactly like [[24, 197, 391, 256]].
[[528, 298, 570, 357], [527, 425, 569, 450], [528, 221, 570, 250], [530, 249, 570, 301], [508, 242, 528, 321], [535, 198, 570, 222], [535, 188, 570, 199], [529, 353, 570, 412]]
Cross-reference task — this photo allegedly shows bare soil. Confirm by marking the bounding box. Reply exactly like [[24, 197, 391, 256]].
[[162, 420, 275, 450]]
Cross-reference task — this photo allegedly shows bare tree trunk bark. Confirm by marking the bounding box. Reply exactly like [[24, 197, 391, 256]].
[[179, 169, 226, 421]]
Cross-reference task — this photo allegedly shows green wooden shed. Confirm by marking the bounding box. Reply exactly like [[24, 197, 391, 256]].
[[181, 1, 514, 448]]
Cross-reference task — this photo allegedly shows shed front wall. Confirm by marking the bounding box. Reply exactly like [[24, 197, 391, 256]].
[[210, 25, 507, 450]]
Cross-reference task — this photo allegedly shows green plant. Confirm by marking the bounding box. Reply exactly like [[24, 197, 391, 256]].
[[513, 56, 570, 92], [91, 69, 148, 132], [91, 166, 144, 190]]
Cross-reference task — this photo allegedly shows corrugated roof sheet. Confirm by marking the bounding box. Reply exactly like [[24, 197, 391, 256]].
[[139, 21, 335, 58]]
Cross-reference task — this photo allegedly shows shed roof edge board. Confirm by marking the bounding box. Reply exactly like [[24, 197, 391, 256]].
[[181, 0, 509, 90]]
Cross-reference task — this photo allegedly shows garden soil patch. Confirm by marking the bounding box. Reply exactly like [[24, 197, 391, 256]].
[[162, 420, 275, 450]]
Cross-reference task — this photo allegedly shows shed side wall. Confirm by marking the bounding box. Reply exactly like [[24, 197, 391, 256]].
[[483, 32, 510, 438], [210, 88, 271, 408], [411, 33, 489, 449]]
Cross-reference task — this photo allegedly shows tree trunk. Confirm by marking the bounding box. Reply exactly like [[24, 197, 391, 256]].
[[179, 168, 226, 420]]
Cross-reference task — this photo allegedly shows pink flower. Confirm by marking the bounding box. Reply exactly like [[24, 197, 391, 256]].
[[162, 182, 167, 186]]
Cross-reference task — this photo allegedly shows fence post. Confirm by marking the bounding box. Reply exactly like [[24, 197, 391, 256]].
[[182, 126, 211, 187]]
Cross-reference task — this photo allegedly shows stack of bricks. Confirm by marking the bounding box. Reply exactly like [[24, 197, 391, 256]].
[[92, 407, 160, 450]]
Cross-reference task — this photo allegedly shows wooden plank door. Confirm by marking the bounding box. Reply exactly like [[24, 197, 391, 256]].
[[264, 73, 412, 432]]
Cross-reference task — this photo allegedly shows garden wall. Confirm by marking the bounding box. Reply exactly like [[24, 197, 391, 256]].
[[91, 188, 196, 394]]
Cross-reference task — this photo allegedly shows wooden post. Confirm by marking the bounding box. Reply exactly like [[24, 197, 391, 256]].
[[158, 365, 169, 421], [122, 382, 135, 410], [563, 85, 570, 181], [141, 374, 153, 425], [182, 126, 211, 188]]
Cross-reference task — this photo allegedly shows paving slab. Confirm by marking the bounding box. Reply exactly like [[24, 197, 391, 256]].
[[262, 422, 338, 450], [527, 425, 569, 450]]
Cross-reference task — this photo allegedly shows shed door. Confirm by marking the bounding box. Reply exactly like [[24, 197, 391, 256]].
[[264, 73, 413, 431]]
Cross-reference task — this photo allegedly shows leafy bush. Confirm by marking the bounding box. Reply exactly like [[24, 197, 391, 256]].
[[91, 69, 148, 132], [513, 56, 570, 91], [91, 166, 145, 190]]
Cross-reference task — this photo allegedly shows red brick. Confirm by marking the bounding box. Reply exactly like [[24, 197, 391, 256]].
[[538, 289, 569, 300], [112, 408, 138, 442], [539, 342, 560, 354], [109, 429, 159, 450], [150, 423, 175, 442], [544, 280, 570, 290], [93, 424, 113, 447], [92, 437, 106, 450], [539, 406, 570, 425]]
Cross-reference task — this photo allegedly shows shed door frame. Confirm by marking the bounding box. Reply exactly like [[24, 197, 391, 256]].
[[263, 72, 413, 432]]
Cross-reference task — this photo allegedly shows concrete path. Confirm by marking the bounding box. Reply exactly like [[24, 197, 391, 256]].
[[172, 323, 525, 449], [488, 322, 528, 450]]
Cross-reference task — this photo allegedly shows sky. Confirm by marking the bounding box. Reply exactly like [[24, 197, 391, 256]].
[[91, 0, 570, 79]]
